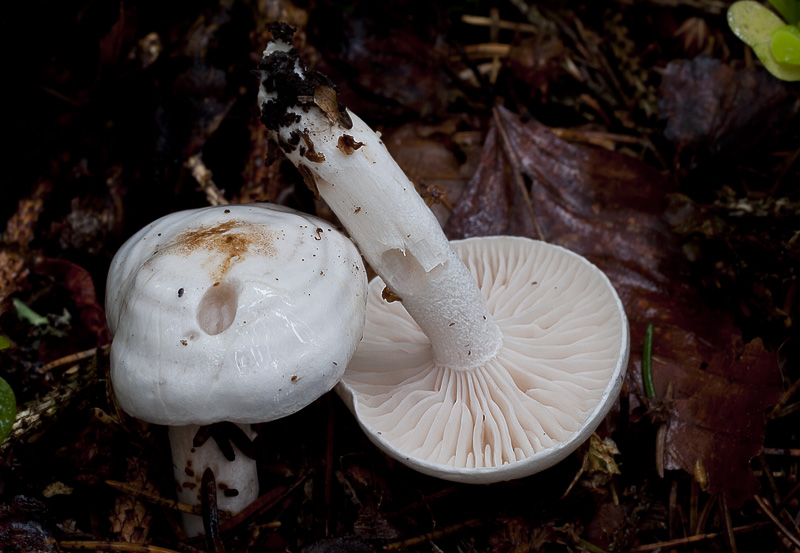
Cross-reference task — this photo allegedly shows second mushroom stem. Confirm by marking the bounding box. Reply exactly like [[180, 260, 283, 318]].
[[169, 423, 258, 537], [259, 35, 503, 370]]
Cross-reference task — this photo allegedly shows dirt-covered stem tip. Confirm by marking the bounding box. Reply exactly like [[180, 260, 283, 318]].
[[257, 23, 503, 369]]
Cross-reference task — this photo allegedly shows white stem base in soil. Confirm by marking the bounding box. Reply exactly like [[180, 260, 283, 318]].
[[168, 424, 258, 537]]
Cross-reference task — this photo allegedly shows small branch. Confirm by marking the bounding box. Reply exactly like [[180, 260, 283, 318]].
[[37, 346, 106, 374], [201, 468, 226, 553], [106, 480, 232, 517], [769, 377, 800, 419], [628, 522, 770, 552], [59, 542, 182, 553], [185, 154, 229, 206], [219, 474, 308, 533], [718, 494, 738, 553], [754, 495, 800, 551], [461, 14, 538, 34], [383, 519, 484, 551]]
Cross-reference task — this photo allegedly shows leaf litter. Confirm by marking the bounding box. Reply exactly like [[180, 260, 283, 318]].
[[445, 105, 784, 508], [1, 1, 798, 552]]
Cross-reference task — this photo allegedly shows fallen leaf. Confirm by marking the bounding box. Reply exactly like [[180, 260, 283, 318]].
[[446, 106, 783, 507], [385, 121, 467, 227], [444, 123, 539, 239], [664, 339, 780, 504]]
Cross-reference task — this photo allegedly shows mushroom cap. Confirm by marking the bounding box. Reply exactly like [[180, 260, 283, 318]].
[[106, 204, 367, 426], [336, 236, 629, 483]]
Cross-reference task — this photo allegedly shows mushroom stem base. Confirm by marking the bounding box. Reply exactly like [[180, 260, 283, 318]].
[[168, 423, 258, 537]]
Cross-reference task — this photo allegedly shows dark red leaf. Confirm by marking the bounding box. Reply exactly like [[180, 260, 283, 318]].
[[446, 106, 783, 507], [664, 338, 781, 506]]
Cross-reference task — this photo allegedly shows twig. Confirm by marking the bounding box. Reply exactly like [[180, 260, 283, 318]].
[[461, 14, 538, 34], [754, 495, 800, 551], [383, 519, 484, 551], [628, 522, 770, 552], [779, 481, 800, 509], [488, 8, 502, 84], [769, 377, 800, 419], [106, 480, 231, 517], [757, 454, 782, 506], [201, 468, 226, 553], [219, 474, 308, 533], [37, 346, 106, 374], [1, 355, 101, 454], [549, 127, 648, 150], [719, 494, 738, 553], [492, 107, 544, 241], [462, 43, 510, 59], [185, 154, 229, 206], [59, 542, 182, 553], [693, 492, 715, 535]]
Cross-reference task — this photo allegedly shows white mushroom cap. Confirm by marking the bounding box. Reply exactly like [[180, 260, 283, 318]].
[[106, 203, 367, 426], [336, 236, 629, 483]]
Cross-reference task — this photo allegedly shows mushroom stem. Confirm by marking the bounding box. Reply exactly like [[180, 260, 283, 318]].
[[257, 28, 503, 369], [168, 424, 258, 537]]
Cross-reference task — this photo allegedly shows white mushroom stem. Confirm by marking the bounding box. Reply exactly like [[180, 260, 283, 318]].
[[168, 424, 258, 537], [258, 35, 503, 369]]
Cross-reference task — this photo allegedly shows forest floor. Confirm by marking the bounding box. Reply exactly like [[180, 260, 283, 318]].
[[1, 1, 799, 552]]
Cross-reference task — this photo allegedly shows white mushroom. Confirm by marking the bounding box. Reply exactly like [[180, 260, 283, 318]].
[[257, 25, 629, 483], [105, 203, 367, 533], [338, 237, 627, 482]]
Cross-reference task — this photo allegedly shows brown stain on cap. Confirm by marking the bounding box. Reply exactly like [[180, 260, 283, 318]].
[[163, 220, 279, 282]]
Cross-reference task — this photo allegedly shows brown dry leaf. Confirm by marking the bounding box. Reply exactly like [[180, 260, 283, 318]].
[[446, 106, 783, 507], [385, 122, 467, 227], [444, 123, 538, 239], [664, 338, 778, 502]]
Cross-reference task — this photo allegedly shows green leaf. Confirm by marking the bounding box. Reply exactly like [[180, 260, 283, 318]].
[[642, 323, 656, 398], [12, 297, 48, 327], [771, 24, 800, 63], [768, 0, 800, 24], [0, 377, 16, 444], [0, 335, 10, 350], [728, 1, 800, 80]]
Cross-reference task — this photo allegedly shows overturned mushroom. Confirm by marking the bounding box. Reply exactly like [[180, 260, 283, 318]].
[[106, 203, 367, 533], [257, 24, 629, 483]]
